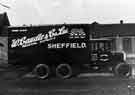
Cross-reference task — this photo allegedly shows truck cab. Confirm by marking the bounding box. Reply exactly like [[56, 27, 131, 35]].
[[88, 38, 131, 77]]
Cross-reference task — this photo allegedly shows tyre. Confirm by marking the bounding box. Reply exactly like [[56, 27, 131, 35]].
[[56, 64, 72, 79], [114, 63, 131, 78], [34, 64, 50, 79]]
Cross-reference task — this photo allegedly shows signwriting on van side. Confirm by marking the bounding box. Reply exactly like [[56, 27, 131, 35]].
[[48, 42, 87, 49], [11, 26, 68, 48]]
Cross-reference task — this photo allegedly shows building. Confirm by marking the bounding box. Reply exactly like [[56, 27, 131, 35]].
[[0, 12, 9, 63]]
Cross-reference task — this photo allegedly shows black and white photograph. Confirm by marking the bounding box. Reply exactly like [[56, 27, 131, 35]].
[[0, 0, 135, 95]]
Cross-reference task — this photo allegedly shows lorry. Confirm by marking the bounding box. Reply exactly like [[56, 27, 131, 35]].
[[8, 24, 131, 79]]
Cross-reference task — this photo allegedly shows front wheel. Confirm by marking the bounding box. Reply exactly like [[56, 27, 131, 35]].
[[114, 63, 131, 78], [56, 64, 72, 79]]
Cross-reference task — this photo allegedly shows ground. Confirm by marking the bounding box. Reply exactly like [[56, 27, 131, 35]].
[[0, 66, 135, 95]]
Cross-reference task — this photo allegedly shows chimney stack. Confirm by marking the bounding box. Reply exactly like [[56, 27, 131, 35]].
[[120, 20, 123, 24]]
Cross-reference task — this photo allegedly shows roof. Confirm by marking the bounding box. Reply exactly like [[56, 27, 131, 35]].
[[92, 23, 135, 38], [7, 21, 135, 38]]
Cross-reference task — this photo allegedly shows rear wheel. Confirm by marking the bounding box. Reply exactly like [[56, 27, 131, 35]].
[[34, 64, 50, 79], [56, 64, 72, 79]]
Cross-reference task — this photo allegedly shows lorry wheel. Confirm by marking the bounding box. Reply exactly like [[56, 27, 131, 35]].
[[56, 64, 72, 79], [114, 63, 131, 78], [34, 64, 50, 79]]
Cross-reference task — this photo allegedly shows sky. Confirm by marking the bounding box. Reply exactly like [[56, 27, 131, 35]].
[[0, 0, 135, 25]]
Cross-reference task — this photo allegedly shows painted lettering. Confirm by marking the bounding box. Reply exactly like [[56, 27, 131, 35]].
[[48, 43, 87, 49], [11, 26, 68, 48]]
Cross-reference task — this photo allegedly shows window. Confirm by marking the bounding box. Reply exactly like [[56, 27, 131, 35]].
[[110, 38, 116, 51], [99, 42, 104, 50], [90, 42, 98, 51], [123, 38, 132, 53]]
